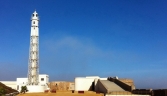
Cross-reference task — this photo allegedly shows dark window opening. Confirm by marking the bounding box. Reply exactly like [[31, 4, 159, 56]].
[[33, 14, 34, 17], [41, 78, 44, 81], [36, 14, 38, 17], [33, 21, 35, 24]]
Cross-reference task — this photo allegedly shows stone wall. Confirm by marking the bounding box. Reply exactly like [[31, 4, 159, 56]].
[[119, 79, 135, 90], [48, 81, 74, 91], [119, 79, 134, 86]]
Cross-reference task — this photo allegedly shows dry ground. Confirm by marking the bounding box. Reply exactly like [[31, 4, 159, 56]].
[[17, 91, 104, 96]]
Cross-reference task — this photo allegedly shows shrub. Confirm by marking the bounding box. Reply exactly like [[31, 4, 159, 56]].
[[0, 87, 6, 95], [20, 86, 28, 94]]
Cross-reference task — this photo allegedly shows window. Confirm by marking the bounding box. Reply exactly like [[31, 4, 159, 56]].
[[33, 21, 35, 24], [33, 14, 34, 17], [36, 14, 38, 17], [41, 78, 44, 81]]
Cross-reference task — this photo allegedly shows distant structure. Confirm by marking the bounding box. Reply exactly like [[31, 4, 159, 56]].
[[27, 11, 39, 85]]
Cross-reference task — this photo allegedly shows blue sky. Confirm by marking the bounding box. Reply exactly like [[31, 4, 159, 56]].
[[0, 0, 167, 89]]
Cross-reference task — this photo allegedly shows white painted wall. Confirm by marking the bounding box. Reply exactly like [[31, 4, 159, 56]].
[[17, 78, 28, 85], [16, 78, 28, 91], [39, 74, 49, 85], [27, 85, 46, 93], [75, 76, 107, 91], [75, 78, 94, 91], [75, 76, 101, 91], [100, 78, 107, 80]]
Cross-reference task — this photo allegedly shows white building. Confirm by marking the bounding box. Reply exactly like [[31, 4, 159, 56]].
[[75, 76, 151, 96], [0, 74, 49, 92], [75, 76, 107, 91]]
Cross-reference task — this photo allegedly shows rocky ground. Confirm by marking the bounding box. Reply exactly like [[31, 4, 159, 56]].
[[0, 82, 18, 95]]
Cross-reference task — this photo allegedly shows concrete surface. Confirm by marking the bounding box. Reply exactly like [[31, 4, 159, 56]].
[[100, 80, 125, 92]]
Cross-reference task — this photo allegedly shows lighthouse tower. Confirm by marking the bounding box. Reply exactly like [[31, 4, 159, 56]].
[[28, 11, 39, 85]]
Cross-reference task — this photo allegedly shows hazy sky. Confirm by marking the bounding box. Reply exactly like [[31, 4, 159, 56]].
[[0, 0, 167, 89]]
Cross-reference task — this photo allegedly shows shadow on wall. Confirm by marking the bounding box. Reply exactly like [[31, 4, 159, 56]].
[[88, 82, 95, 91], [95, 80, 108, 94]]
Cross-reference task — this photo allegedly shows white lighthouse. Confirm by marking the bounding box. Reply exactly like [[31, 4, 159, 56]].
[[28, 11, 39, 85], [26, 11, 49, 93], [0, 11, 49, 93]]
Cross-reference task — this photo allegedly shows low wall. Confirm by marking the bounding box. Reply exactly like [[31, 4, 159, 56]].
[[132, 89, 152, 95], [49, 81, 73, 91], [27, 85, 46, 93], [153, 89, 167, 96]]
